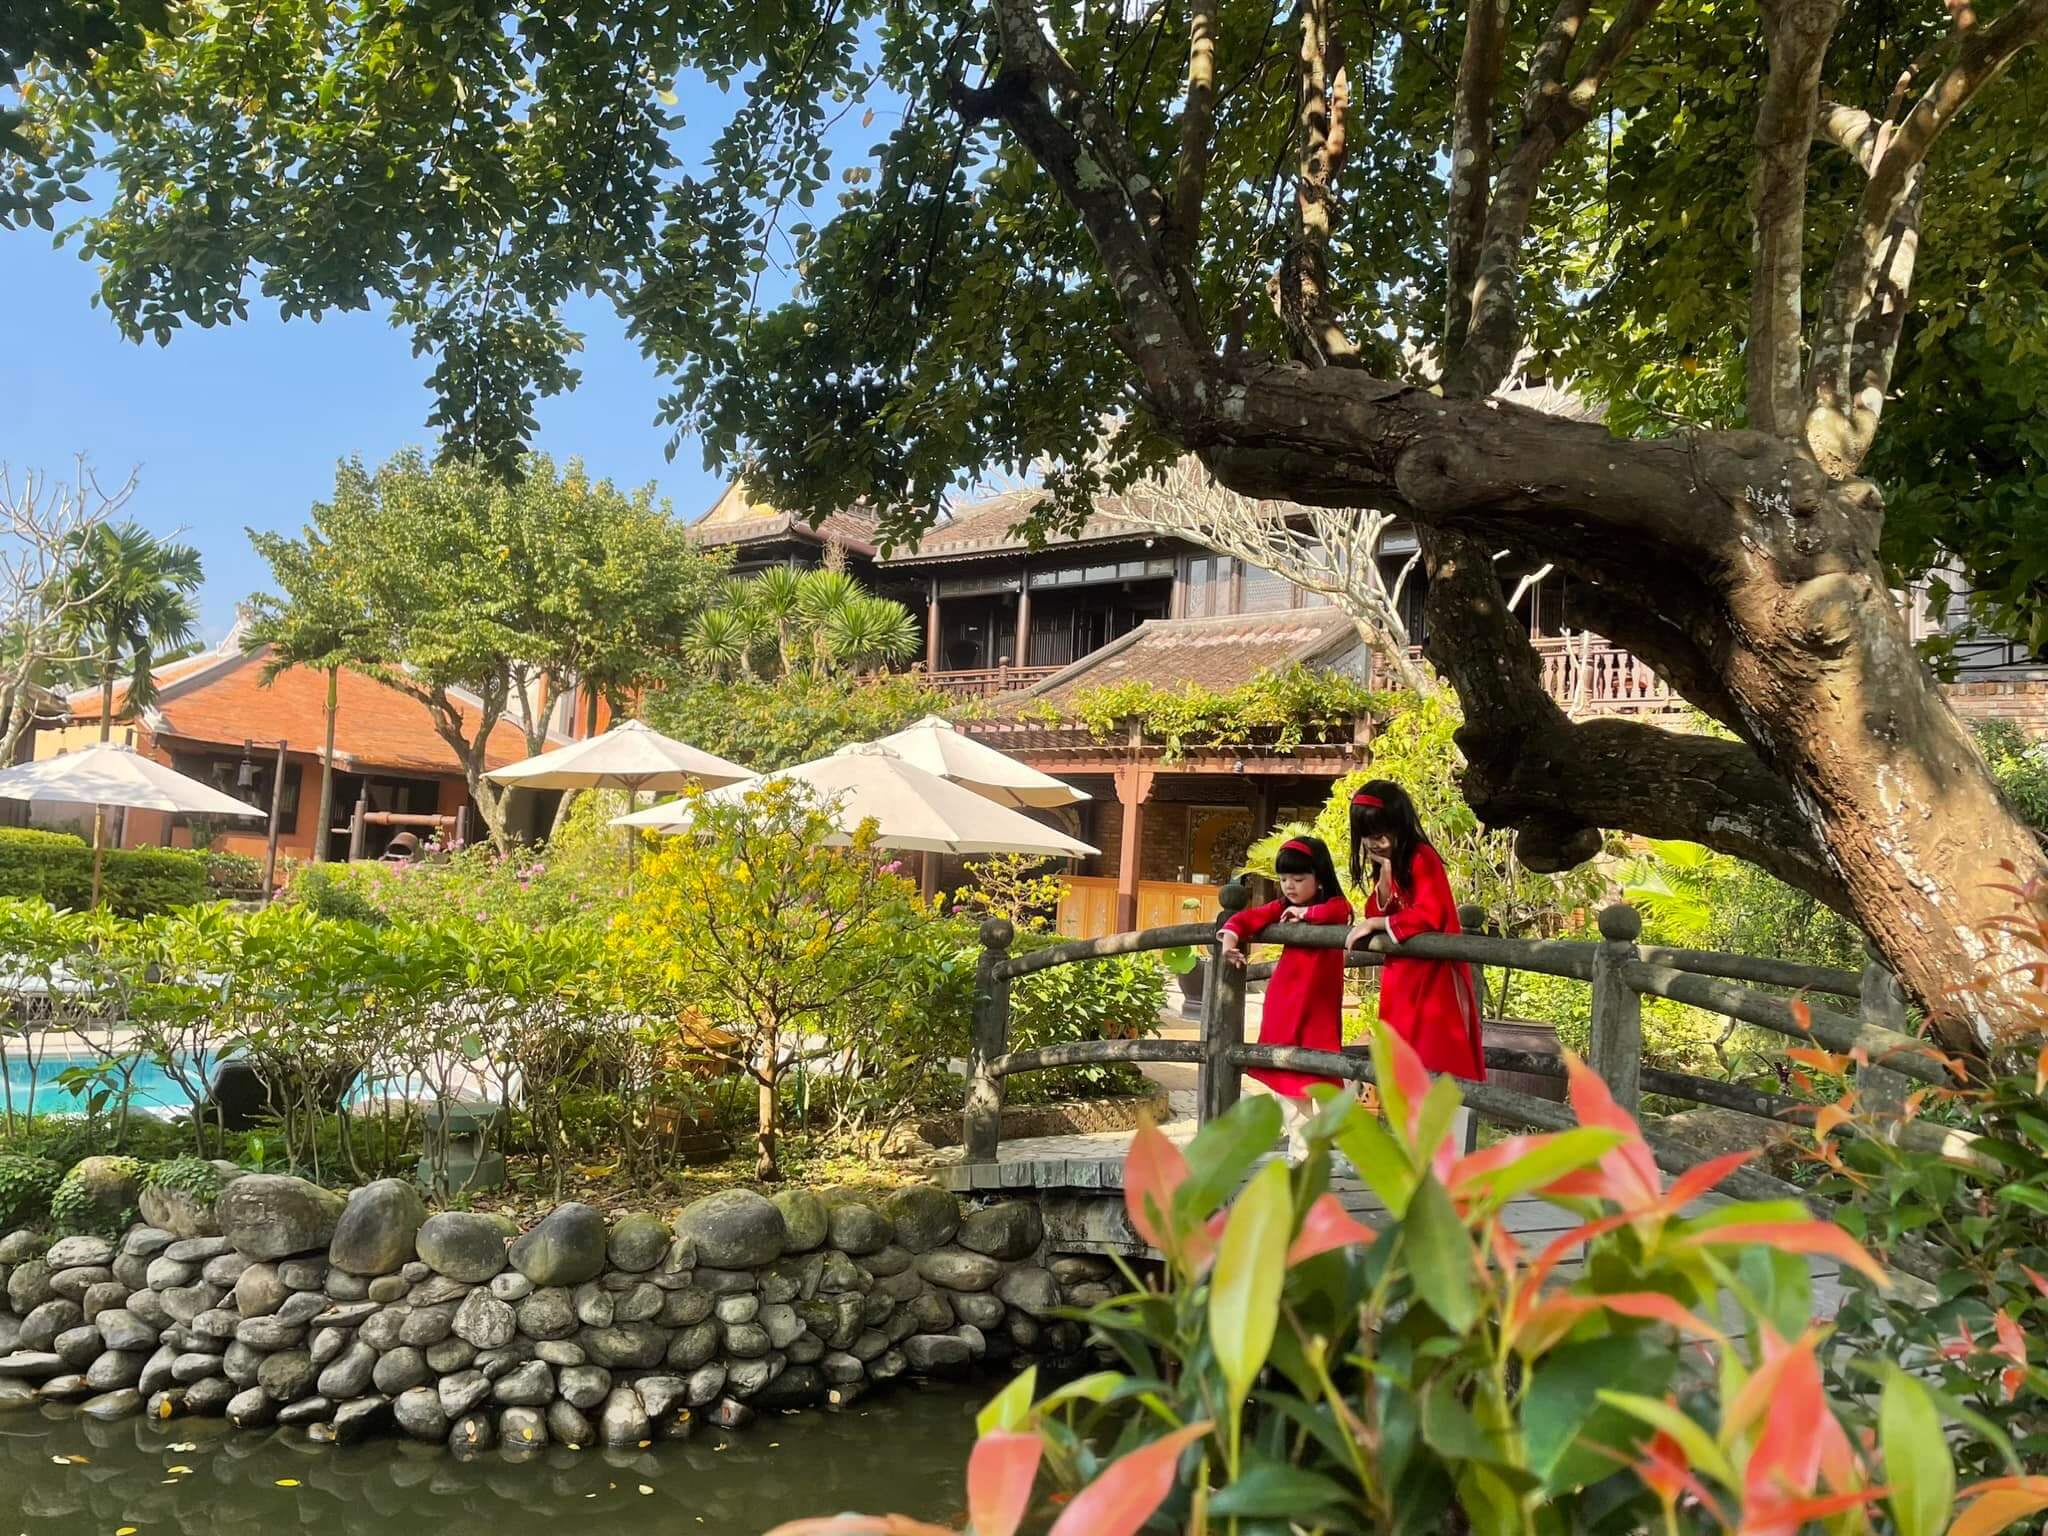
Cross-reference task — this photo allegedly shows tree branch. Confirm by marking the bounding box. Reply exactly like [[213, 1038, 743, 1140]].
[[1815, 96, 1878, 169], [1271, 0, 1357, 364], [1443, 0, 1511, 367], [1807, 0, 2048, 474], [1167, 0, 1220, 314], [1747, 0, 1844, 437]]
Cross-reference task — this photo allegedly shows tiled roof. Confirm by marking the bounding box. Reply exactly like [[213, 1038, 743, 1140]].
[[687, 481, 880, 556], [1005, 609, 1362, 710], [882, 488, 1149, 565], [75, 644, 545, 776]]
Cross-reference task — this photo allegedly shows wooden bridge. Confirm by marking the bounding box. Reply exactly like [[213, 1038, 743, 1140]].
[[937, 884, 1968, 1303]]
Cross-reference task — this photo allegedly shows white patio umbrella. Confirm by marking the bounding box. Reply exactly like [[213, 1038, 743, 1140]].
[[0, 743, 265, 904], [868, 715, 1089, 809], [483, 718, 754, 793], [613, 743, 1097, 859]]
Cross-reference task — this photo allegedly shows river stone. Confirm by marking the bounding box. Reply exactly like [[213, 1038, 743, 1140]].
[[547, 1399, 594, 1448], [817, 1252, 866, 1295], [86, 1349, 145, 1389], [257, 1348, 315, 1401], [476, 1341, 532, 1378], [186, 1374, 235, 1414], [170, 1350, 222, 1384], [722, 1322, 770, 1358], [328, 1179, 428, 1276], [220, 1340, 262, 1386], [492, 1359, 553, 1406], [715, 1294, 759, 1325], [234, 1315, 306, 1351], [613, 1282, 662, 1325], [81, 1388, 143, 1420], [373, 1346, 430, 1396], [709, 1396, 754, 1429], [581, 1322, 665, 1370], [275, 1291, 326, 1324], [825, 1202, 890, 1256], [499, 1404, 548, 1451], [232, 1262, 288, 1318], [675, 1190, 785, 1269], [769, 1190, 829, 1254], [918, 1247, 1000, 1292], [139, 1181, 221, 1240], [951, 1322, 988, 1359], [278, 1256, 330, 1291], [0, 1317, 19, 1357], [310, 1327, 346, 1367], [191, 1308, 239, 1343], [63, 1157, 145, 1231], [21, 1299, 82, 1350], [163, 1283, 223, 1324], [958, 1201, 1043, 1260], [755, 1363, 823, 1408], [316, 1338, 378, 1398], [217, 1175, 346, 1261], [453, 1290, 517, 1349], [414, 1211, 517, 1284], [425, 1338, 476, 1374], [660, 1287, 713, 1328], [408, 1274, 470, 1307], [94, 1308, 158, 1353], [367, 1274, 409, 1304], [448, 1410, 494, 1455], [1007, 1315, 1040, 1350], [203, 1253, 255, 1290], [491, 1271, 535, 1303], [555, 1362, 610, 1409], [516, 1287, 576, 1340], [332, 1394, 391, 1443], [399, 1304, 455, 1348], [533, 1338, 585, 1368], [0, 1350, 63, 1379], [667, 1321, 719, 1371], [508, 1203, 608, 1288], [163, 1235, 230, 1264], [861, 1244, 914, 1280], [820, 1350, 865, 1386], [604, 1212, 671, 1273], [83, 1281, 131, 1323], [438, 1369, 491, 1418], [50, 1264, 114, 1303], [572, 1281, 613, 1329], [277, 1395, 333, 1427], [906, 1293, 954, 1334], [882, 1186, 959, 1253], [325, 1269, 371, 1302], [8, 1259, 52, 1312], [598, 1386, 650, 1447], [724, 1356, 778, 1398], [394, 1385, 448, 1442], [0, 1232, 36, 1264], [884, 1309, 918, 1345], [865, 1286, 901, 1321], [799, 1295, 864, 1350], [53, 1325, 102, 1368], [359, 1308, 407, 1352], [760, 1303, 803, 1350], [786, 1330, 824, 1365], [112, 1251, 151, 1290], [675, 1364, 721, 1408], [692, 1266, 760, 1295], [46, 1235, 115, 1269], [902, 1333, 971, 1373], [953, 1291, 1007, 1330], [630, 1373, 687, 1418], [226, 1386, 275, 1426], [994, 1265, 1061, 1318]]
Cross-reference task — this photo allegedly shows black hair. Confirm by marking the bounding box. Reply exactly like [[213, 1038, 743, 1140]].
[[1347, 779, 1429, 894], [1272, 833, 1343, 905]]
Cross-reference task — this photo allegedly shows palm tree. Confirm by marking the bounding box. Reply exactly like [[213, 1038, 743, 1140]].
[[823, 594, 921, 673], [60, 521, 204, 742], [684, 607, 755, 681], [749, 566, 806, 678], [794, 569, 862, 675]]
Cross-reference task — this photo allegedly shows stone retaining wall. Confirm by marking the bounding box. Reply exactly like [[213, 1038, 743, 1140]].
[[0, 1172, 1113, 1454]]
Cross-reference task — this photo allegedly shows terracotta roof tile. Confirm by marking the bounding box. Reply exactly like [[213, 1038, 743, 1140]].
[[1004, 609, 1361, 710], [885, 488, 1148, 564], [686, 481, 880, 555]]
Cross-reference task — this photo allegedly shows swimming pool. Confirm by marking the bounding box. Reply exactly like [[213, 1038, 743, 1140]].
[[0, 1048, 218, 1118]]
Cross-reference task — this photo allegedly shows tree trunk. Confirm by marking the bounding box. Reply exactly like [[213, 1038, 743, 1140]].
[[91, 667, 113, 906], [756, 1023, 781, 1182], [315, 666, 338, 864]]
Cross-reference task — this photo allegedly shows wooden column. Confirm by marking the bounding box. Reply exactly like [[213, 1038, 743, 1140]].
[[1014, 576, 1031, 669], [963, 918, 1015, 1164], [1112, 762, 1153, 933], [925, 580, 941, 673], [1199, 881, 1251, 1123], [1588, 903, 1644, 1114]]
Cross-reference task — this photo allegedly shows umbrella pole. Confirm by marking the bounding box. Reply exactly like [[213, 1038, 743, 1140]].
[[90, 805, 106, 907], [921, 851, 938, 906]]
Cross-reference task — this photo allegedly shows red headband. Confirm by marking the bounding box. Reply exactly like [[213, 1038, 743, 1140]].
[[1280, 838, 1313, 855], [1352, 793, 1383, 808]]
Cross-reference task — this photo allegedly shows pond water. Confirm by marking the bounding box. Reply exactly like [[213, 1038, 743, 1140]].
[[1, 1384, 981, 1535]]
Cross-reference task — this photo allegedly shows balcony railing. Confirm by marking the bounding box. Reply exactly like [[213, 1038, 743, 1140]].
[[1373, 635, 1684, 718], [926, 664, 1063, 699]]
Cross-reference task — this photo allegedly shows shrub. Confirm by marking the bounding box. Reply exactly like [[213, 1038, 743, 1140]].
[[0, 1152, 61, 1228], [0, 828, 210, 915], [283, 862, 389, 924], [1005, 936, 1164, 1104], [647, 670, 976, 773], [200, 849, 265, 899], [141, 1154, 225, 1208]]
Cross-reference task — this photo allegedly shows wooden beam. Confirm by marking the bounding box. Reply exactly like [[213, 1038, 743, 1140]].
[[1113, 763, 1153, 932]]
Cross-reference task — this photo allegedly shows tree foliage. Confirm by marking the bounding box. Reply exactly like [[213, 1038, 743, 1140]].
[[58, 517, 200, 732], [645, 669, 971, 773]]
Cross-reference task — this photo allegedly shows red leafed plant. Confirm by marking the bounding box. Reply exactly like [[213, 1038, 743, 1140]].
[[767, 1019, 2048, 1536]]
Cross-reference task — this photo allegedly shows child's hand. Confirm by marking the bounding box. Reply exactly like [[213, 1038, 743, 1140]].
[[1281, 904, 1311, 923], [1218, 930, 1246, 968], [1348, 917, 1387, 948]]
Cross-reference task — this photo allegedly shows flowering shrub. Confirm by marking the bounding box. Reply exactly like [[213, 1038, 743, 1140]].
[[768, 1022, 2048, 1536]]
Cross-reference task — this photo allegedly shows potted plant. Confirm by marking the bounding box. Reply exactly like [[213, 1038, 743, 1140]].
[[1176, 895, 1208, 1018]]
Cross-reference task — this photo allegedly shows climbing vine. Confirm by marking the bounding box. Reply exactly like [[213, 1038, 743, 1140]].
[[1020, 664, 1382, 760]]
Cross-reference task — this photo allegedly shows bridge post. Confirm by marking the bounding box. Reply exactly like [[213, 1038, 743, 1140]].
[[1857, 945, 1910, 1140], [964, 918, 1015, 1164], [1199, 882, 1252, 1124], [1589, 904, 1644, 1114]]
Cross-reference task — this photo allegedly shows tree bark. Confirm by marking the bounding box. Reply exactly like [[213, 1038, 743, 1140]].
[[315, 665, 338, 864]]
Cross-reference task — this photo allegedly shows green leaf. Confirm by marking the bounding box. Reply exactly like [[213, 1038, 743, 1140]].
[[1881, 1366, 1955, 1536], [1596, 1392, 1739, 1488], [1335, 1110, 1417, 1217], [1173, 1094, 1282, 1226], [1401, 1175, 1477, 1333], [1205, 1458, 1354, 1519], [1157, 944, 1201, 976], [1420, 1378, 1505, 1465], [977, 1365, 1038, 1435], [1456, 1127, 1625, 1206], [1522, 1334, 1674, 1491], [1209, 1159, 1291, 1403]]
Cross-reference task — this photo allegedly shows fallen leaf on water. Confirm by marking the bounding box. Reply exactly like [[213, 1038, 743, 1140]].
[[117, 1527, 138, 1534], [275, 1479, 300, 1488], [168, 1443, 197, 1453], [639, 1485, 654, 1496], [167, 1466, 193, 1475]]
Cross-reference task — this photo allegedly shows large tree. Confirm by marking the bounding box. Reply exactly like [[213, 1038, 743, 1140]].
[[267, 451, 724, 850], [9, 0, 2048, 1046]]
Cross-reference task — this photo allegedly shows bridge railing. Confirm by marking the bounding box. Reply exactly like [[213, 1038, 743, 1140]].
[[962, 881, 1978, 1216]]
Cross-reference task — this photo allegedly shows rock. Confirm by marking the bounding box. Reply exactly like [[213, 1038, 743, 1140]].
[[861, 1243, 914, 1279], [216, 1176, 346, 1261], [21, 1299, 83, 1350], [309, 1327, 345, 1367], [325, 1269, 371, 1301], [162, 1283, 224, 1324], [448, 1410, 494, 1455], [760, 1303, 803, 1349], [185, 1374, 235, 1413], [533, 1338, 585, 1367], [599, 1385, 651, 1447], [398, 1304, 455, 1349], [1007, 1315, 1040, 1350], [86, 1349, 145, 1390], [80, 1388, 143, 1420], [65, 1157, 145, 1230], [232, 1263, 288, 1318], [606, 1212, 672, 1273], [554, 1362, 610, 1409], [508, 1203, 608, 1288], [798, 1295, 864, 1351], [820, 1350, 866, 1386], [46, 1235, 115, 1269], [394, 1385, 448, 1442], [220, 1340, 262, 1386], [38, 1372, 89, 1401], [572, 1281, 614, 1329], [918, 1247, 1001, 1292], [950, 1322, 987, 1359], [50, 1264, 114, 1302], [498, 1404, 548, 1451], [754, 1363, 823, 1408], [490, 1271, 534, 1303], [902, 1334, 971, 1373], [516, 1287, 576, 1340], [958, 1201, 1042, 1260], [667, 1321, 720, 1371], [475, 1342, 532, 1378], [327, 1180, 428, 1277], [0, 1350, 63, 1380], [907, 1293, 954, 1334], [277, 1257, 330, 1292], [256, 1348, 316, 1401], [826, 1202, 891, 1256], [547, 1399, 594, 1447], [373, 1346, 430, 1396], [725, 1356, 778, 1398], [82, 1280, 130, 1321], [310, 1301, 380, 1330], [7, 1259, 52, 1313], [492, 1360, 554, 1406], [276, 1291, 329, 1325], [715, 1294, 760, 1326], [0, 1230, 40, 1262], [332, 1394, 391, 1443], [581, 1323, 665, 1370], [359, 1309, 407, 1352], [407, 1274, 470, 1307], [276, 1395, 334, 1427], [316, 1339, 377, 1399], [203, 1252, 255, 1288], [995, 1264, 1061, 1318], [634, 1373, 690, 1418], [817, 1252, 866, 1294], [953, 1292, 1006, 1330], [171, 1351, 223, 1384], [723, 1322, 770, 1358], [438, 1369, 492, 1417], [139, 1182, 222, 1240], [882, 1186, 959, 1253], [659, 1287, 714, 1328], [163, 1235, 230, 1264], [709, 1396, 754, 1429], [452, 1290, 517, 1350], [367, 1275, 409, 1304], [52, 1325, 102, 1368], [234, 1315, 306, 1351], [94, 1308, 157, 1353], [675, 1190, 786, 1269], [682, 1363, 725, 1407], [191, 1308, 239, 1342], [786, 1331, 824, 1365], [425, 1339, 476, 1374], [227, 1386, 275, 1426], [771, 1190, 829, 1253], [614, 1282, 662, 1324], [693, 1266, 760, 1295]]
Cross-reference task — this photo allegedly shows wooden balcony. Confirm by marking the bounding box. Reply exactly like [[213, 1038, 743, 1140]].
[[926, 664, 1063, 699], [1375, 636, 1684, 718]]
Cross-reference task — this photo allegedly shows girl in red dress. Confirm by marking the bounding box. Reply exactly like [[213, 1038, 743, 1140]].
[[1216, 834, 1352, 1161], [1344, 782, 1487, 1118]]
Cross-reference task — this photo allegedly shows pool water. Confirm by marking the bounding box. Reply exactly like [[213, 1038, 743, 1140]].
[[1, 1385, 983, 1535], [0, 1049, 217, 1117]]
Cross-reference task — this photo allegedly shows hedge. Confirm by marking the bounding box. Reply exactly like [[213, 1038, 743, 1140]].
[[0, 828, 211, 915]]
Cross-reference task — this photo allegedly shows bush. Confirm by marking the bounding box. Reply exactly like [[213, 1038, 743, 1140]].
[[0, 1152, 60, 1228], [141, 1154, 225, 1208], [0, 827, 210, 915], [201, 849, 265, 899], [1973, 717, 2048, 832], [1004, 934, 1165, 1104], [646, 671, 976, 774], [283, 862, 389, 924]]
